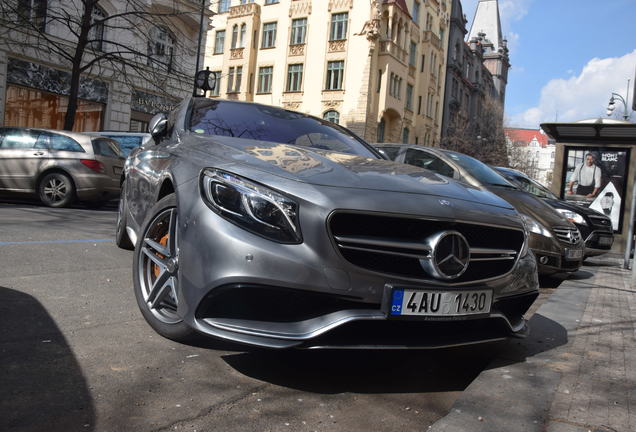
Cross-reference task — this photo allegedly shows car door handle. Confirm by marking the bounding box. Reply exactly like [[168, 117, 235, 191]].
[[33, 151, 45, 156]]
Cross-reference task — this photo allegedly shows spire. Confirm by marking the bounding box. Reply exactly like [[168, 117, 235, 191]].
[[468, 0, 503, 53]]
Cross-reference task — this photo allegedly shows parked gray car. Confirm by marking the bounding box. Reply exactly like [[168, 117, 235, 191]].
[[117, 98, 539, 349], [375, 144, 585, 275], [0, 127, 124, 207]]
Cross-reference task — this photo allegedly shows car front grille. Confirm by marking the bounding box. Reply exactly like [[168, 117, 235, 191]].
[[328, 211, 525, 284], [588, 215, 613, 231], [553, 226, 581, 245]]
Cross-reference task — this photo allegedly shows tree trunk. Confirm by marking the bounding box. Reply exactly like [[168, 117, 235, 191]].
[[63, 0, 96, 131]]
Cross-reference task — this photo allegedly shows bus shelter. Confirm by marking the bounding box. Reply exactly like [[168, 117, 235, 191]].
[[541, 118, 636, 263]]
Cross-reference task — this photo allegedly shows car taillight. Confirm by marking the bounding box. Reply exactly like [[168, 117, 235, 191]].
[[81, 159, 105, 173]]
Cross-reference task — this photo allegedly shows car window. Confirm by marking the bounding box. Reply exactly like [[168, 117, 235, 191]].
[[442, 151, 512, 187], [404, 149, 455, 178], [37, 132, 85, 152], [0, 128, 37, 149], [506, 172, 557, 199], [92, 138, 122, 158], [377, 146, 401, 161], [102, 135, 143, 156], [190, 100, 378, 158]]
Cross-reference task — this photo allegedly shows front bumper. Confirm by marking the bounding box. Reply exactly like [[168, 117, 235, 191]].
[[176, 192, 539, 349], [75, 172, 121, 201], [529, 233, 583, 274]]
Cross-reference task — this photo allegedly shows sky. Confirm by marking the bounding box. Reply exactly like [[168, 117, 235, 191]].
[[461, 0, 636, 128]]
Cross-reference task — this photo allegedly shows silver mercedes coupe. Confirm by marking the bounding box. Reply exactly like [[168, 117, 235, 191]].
[[116, 97, 539, 349]]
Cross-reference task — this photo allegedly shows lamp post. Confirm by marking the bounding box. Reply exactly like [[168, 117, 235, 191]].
[[606, 79, 631, 121]]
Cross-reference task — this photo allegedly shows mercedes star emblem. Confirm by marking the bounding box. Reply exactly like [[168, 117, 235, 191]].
[[420, 231, 470, 280]]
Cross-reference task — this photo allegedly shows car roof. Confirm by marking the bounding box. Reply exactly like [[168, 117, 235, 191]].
[[0, 126, 108, 142]]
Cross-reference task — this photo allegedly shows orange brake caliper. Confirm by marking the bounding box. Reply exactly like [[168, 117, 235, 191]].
[[153, 233, 170, 278]]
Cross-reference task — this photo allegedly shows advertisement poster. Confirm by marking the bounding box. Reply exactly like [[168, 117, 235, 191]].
[[561, 147, 630, 232]]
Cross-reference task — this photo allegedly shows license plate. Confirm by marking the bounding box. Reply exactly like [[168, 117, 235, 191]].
[[390, 289, 492, 317], [598, 236, 613, 246], [565, 248, 583, 260]]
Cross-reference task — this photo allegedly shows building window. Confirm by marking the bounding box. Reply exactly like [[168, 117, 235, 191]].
[[409, 41, 417, 67], [227, 67, 234, 92], [210, 71, 221, 96], [325, 61, 344, 90], [286, 64, 303, 92], [264, 0, 279, 4], [17, 0, 48, 32], [231, 24, 239, 48], [147, 26, 174, 72], [412, 1, 420, 25], [218, 0, 229, 13], [405, 84, 413, 111], [257, 66, 273, 93], [235, 66, 242, 92], [323, 110, 340, 124], [240, 23, 247, 48], [241, 0, 254, 3], [418, 95, 422, 115], [420, 54, 425, 73], [389, 73, 402, 99], [290, 18, 307, 45], [377, 119, 385, 143], [88, 5, 106, 51], [262, 22, 277, 48], [402, 127, 410, 144], [330, 12, 348, 41], [425, 13, 432, 31], [377, 69, 382, 93], [214, 30, 225, 54]]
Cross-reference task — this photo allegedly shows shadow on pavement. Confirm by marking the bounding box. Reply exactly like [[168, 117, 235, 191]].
[[0, 286, 95, 432], [222, 343, 500, 394]]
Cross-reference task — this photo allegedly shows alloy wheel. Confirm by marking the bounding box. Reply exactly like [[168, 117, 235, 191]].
[[43, 177, 68, 203], [138, 207, 181, 324]]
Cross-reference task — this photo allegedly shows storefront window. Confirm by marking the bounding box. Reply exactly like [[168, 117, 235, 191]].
[[4, 85, 104, 131]]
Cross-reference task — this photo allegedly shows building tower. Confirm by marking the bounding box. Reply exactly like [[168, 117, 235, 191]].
[[468, 0, 510, 106]]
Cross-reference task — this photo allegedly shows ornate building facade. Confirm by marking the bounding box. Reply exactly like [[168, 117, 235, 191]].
[[440, 0, 509, 140], [204, 0, 450, 145], [0, 0, 208, 132]]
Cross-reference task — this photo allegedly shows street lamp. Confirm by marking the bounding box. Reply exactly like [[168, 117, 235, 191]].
[[606, 79, 631, 121]]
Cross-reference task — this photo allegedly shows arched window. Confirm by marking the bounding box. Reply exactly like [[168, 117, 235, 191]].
[[231, 24, 239, 48], [323, 110, 340, 124], [89, 5, 106, 51], [402, 127, 409, 144], [377, 118, 385, 143], [148, 26, 175, 72], [240, 23, 246, 48]]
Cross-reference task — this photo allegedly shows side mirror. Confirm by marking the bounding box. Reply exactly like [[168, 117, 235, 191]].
[[148, 113, 168, 141]]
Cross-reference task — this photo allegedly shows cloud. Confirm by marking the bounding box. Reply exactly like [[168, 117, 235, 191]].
[[509, 50, 636, 128]]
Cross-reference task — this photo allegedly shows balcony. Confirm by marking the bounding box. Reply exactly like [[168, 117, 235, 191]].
[[379, 40, 407, 64], [288, 44, 305, 57], [423, 30, 442, 50], [328, 40, 346, 53], [229, 2, 260, 18], [230, 48, 244, 60]]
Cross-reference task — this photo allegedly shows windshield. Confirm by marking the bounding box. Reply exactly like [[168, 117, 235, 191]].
[[442, 151, 514, 187], [500, 170, 558, 199], [189, 100, 378, 158]]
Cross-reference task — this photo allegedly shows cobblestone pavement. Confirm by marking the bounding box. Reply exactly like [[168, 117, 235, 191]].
[[431, 257, 636, 432]]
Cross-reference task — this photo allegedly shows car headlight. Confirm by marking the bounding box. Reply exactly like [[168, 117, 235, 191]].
[[520, 214, 553, 238], [555, 209, 587, 226], [201, 169, 302, 243]]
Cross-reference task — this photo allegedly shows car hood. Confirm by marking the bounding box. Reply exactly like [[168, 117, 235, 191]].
[[486, 185, 571, 227], [180, 135, 514, 209], [542, 197, 607, 217]]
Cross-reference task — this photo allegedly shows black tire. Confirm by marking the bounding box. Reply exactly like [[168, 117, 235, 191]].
[[133, 194, 197, 342], [115, 182, 134, 250], [38, 172, 75, 207]]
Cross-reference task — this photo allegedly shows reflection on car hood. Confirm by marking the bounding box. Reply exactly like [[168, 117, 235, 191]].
[[182, 135, 514, 209], [487, 186, 572, 226]]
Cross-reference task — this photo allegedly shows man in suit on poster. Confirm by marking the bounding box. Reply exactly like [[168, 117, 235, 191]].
[[567, 153, 602, 198]]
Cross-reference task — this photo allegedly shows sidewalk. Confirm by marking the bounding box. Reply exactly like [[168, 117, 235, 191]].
[[430, 258, 636, 432]]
